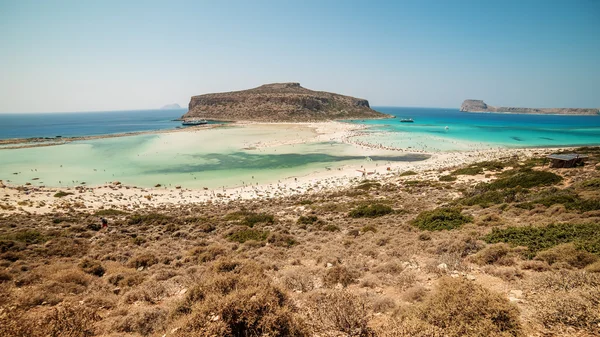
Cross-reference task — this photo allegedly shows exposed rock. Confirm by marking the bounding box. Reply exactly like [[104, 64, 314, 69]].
[[460, 99, 599, 115], [182, 82, 390, 122]]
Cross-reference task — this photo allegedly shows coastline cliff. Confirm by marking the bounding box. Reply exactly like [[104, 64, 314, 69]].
[[182, 83, 389, 122], [460, 100, 599, 115]]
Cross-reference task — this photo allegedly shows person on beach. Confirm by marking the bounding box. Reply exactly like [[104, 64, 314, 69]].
[[101, 217, 108, 229]]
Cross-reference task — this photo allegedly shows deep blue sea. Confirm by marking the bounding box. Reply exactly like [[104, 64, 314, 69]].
[[0, 109, 185, 140]]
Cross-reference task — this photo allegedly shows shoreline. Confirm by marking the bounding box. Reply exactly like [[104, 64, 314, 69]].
[[0, 144, 571, 215], [0, 120, 590, 215]]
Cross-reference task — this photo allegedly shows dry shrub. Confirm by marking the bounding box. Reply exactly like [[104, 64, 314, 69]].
[[395, 271, 418, 290], [1, 305, 101, 337], [436, 252, 467, 272], [585, 260, 600, 273], [323, 265, 359, 287], [306, 290, 375, 336], [373, 261, 404, 275], [82, 293, 117, 309], [0, 270, 11, 283], [114, 307, 168, 336], [173, 260, 307, 336], [472, 243, 516, 266], [0, 309, 36, 337], [78, 258, 105, 276], [410, 277, 524, 337], [187, 244, 226, 263], [528, 270, 600, 292], [402, 286, 427, 303], [42, 305, 100, 337], [481, 265, 524, 282], [435, 235, 484, 257], [128, 252, 158, 269], [534, 243, 599, 269], [533, 289, 600, 335], [520, 260, 551, 272], [370, 295, 397, 313], [44, 237, 89, 257], [280, 268, 315, 292], [108, 271, 144, 288], [377, 315, 444, 337], [54, 269, 92, 287], [123, 280, 168, 304]]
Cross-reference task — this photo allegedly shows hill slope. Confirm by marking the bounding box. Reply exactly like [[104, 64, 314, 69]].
[[182, 83, 389, 122]]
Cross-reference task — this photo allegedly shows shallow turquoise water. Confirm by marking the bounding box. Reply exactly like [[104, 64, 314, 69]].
[[352, 107, 600, 151], [0, 129, 426, 188]]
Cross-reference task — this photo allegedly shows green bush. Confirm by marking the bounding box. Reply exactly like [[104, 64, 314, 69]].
[[460, 189, 524, 208], [54, 191, 74, 198], [452, 161, 505, 176], [0, 230, 47, 244], [580, 178, 600, 189], [242, 213, 274, 227], [439, 175, 457, 182], [349, 204, 393, 218], [534, 244, 598, 269], [400, 170, 417, 176], [267, 233, 297, 248], [322, 224, 340, 232], [227, 229, 269, 243], [412, 208, 473, 231], [297, 215, 319, 225], [360, 225, 377, 233], [355, 181, 381, 190], [94, 209, 128, 216], [488, 169, 562, 190], [484, 222, 600, 258]]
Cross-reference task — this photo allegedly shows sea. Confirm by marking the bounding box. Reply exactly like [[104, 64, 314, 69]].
[[0, 107, 599, 188], [0, 109, 186, 140], [352, 107, 600, 152]]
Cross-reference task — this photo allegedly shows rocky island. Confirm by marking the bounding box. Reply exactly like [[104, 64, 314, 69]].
[[160, 103, 182, 109], [182, 82, 389, 122], [460, 99, 599, 115]]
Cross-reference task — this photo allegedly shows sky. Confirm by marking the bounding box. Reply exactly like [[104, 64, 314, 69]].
[[0, 0, 599, 113]]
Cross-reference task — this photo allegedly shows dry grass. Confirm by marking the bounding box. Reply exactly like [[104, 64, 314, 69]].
[[0, 151, 598, 336]]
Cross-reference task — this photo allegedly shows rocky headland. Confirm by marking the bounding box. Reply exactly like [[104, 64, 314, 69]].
[[182, 82, 390, 122], [460, 99, 599, 115]]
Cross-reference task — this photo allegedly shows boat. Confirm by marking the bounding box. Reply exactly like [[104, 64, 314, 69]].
[[182, 119, 208, 126], [400, 118, 414, 123]]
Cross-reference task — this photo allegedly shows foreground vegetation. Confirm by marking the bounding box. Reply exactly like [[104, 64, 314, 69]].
[[1, 147, 600, 336]]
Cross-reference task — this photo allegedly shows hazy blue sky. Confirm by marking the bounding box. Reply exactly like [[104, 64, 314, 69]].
[[1, 0, 598, 112]]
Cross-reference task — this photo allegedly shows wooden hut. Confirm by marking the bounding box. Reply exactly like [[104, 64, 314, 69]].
[[546, 153, 588, 168]]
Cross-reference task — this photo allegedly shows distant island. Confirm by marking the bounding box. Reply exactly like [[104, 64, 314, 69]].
[[160, 103, 182, 109], [460, 100, 599, 115], [181, 82, 390, 122]]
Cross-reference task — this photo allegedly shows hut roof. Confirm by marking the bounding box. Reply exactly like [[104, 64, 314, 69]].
[[547, 153, 588, 161]]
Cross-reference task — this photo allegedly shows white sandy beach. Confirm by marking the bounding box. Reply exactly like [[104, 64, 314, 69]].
[[0, 121, 566, 215]]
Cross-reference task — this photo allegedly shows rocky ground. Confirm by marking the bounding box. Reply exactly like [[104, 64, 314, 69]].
[[1, 147, 599, 336]]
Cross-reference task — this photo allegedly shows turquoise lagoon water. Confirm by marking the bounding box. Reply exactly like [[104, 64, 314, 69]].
[[0, 126, 425, 188], [352, 107, 600, 152], [1, 107, 599, 188]]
